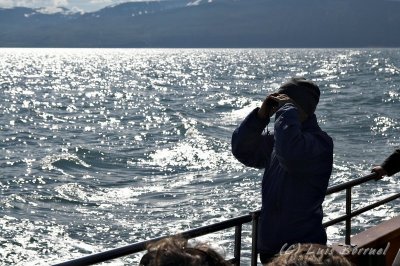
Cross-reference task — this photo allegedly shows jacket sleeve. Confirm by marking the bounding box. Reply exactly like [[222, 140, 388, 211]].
[[231, 108, 274, 169], [381, 149, 400, 176], [273, 103, 333, 174]]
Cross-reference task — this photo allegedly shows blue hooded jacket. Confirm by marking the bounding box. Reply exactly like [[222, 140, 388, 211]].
[[232, 104, 333, 255]]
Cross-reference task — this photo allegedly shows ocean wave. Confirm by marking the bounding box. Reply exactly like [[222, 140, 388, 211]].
[[140, 124, 242, 174], [40, 153, 91, 179]]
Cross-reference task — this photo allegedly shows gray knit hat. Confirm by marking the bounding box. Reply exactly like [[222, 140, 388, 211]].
[[278, 77, 320, 115]]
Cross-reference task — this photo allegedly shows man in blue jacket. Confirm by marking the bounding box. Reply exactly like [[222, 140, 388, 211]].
[[231, 77, 333, 264]]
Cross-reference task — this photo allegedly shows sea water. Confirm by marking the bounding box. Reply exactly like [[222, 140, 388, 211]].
[[0, 48, 399, 265]]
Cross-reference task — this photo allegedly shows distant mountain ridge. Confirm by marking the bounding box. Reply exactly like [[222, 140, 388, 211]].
[[1, 0, 400, 48]]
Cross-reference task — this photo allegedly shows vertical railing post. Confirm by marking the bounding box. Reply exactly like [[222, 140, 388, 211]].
[[345, 187, 352, 245], [234, 225, 242, 266], [250, 211, 260, 266]]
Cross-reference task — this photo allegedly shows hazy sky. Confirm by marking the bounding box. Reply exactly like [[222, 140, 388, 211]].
[[0, 0, 159, 12]]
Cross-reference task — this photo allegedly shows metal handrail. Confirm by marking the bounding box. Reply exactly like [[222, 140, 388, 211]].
[[54, 215, 252, 266], [324, 172, 400, 244], [326, 172, 381, 195], [53, 172, 400, 266]]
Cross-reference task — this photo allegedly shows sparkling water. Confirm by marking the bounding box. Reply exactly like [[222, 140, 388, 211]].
[[0, 48, 399, 265]]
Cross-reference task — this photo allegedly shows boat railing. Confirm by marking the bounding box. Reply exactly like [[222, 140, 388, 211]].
[[54, 172, 400, 266]]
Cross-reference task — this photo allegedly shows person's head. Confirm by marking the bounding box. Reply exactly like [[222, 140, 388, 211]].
[[139, 236, 232, 266], [278, 77, 320, 117], [267, 243, 353, 266]]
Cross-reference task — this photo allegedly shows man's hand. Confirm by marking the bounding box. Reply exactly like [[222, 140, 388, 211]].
[[371, 166, 387, 180], [271, 94, 294, 107], [258, 93, 279, 120], [258, 94, 308, 122]]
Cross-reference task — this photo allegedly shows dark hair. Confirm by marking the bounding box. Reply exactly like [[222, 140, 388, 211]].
[[268, 243, 353, 266], [139, 236, 232, 266]]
